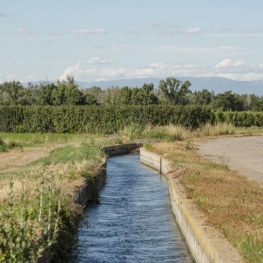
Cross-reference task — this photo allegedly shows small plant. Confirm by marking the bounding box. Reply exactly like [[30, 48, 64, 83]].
[[0, 182, 60, 262], [0, 137, 8, 152], [144, 143, 154, 150], [0, 137, 23, 152], [113, 137, 123, 144], [185, 140, 196, 150]]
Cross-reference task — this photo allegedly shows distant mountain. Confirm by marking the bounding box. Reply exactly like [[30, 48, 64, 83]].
[[76, 77, 263, 96]]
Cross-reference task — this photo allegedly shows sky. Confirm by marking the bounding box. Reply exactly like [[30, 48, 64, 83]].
[[1, 0, 263, 83]]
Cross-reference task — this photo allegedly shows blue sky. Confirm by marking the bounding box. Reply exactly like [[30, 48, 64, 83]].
[[1, 0, 263, 83]]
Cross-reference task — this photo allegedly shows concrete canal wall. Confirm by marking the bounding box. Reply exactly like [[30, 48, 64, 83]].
[[140, 148, 243, 263], [101, 143, 141, 157]]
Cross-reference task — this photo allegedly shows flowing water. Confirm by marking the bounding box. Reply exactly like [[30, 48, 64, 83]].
[[71, 154, 194, 263]]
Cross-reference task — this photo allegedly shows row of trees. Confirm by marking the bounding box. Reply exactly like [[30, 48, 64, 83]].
[[1, 76, 263, 111]]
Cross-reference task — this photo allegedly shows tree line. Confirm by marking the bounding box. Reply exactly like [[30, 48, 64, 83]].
[[1, 76, 263, 111]]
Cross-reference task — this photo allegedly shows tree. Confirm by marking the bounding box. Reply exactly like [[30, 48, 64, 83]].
[[119, 86, 132, 105], [212, 91, 243, 111], [158, 78, 191, 105], [37, 82, 57, 105], [0, 81, 24, 105], [52, 76, 84, 105], [83, 86, 103, 105], [191, 89, 214, 106], [131, 83, 158, 105], [104, 86, 121, 105]]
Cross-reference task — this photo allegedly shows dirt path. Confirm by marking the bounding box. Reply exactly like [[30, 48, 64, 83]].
[[0, 144, 65, 173], [198, 136, 263, 184]]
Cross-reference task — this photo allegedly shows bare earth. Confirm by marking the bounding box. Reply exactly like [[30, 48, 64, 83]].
[[0, 144, 64, 173], [198, 136, 263, 184]]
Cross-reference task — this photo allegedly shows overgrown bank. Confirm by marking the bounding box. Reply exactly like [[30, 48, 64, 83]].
[[0, 135, 107, 262]]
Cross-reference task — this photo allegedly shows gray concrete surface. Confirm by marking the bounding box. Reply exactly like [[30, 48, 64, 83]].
[[198, 136, 263, 184]]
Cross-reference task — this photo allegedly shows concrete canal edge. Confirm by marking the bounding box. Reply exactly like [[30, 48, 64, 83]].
[[140, 148, 244, 263]]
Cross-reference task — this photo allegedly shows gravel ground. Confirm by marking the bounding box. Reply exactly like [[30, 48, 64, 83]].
[[198, 136, 263, 184]]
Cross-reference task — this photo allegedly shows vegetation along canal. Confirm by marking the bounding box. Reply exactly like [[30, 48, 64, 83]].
[[71, 154, 194, 263]]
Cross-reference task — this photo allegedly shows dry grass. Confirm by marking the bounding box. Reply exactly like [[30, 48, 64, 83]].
[[150, 139, 263, 263], [0, 136, 107, 262]]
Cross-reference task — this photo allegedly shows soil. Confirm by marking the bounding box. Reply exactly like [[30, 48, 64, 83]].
[[0, 144, 64, 173], [198, 136, 263, 184]]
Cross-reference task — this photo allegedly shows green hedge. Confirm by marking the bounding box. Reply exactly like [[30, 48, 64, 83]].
[[0, 106, 214, 133], [214, 111, 263, 127], [1, 106, 262, 133]]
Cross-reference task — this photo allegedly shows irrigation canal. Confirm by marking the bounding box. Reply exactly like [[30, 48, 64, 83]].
[[71, 154, 194, 263]]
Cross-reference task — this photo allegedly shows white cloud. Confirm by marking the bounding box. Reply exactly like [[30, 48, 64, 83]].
[[215, 59, 232, 68], [100, 68, 129, 79], [185, 27, 203, 35], [59, 62, 84, 81], [214, 58, 250, 69], [18, 27, 37, 37], [85, 57, 114, 65], [147, 21, 180, 30], [58, 58, 263, 83], [6, 74, 16, 82], [234, 60, 247, 67], [1, 73, 37, 83], [73, 29, 107, 38]]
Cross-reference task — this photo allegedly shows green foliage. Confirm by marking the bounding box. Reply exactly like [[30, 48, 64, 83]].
[[214, 111, 263, 127], [158, 77, 191, 105], [0, 137, 8, 152], [212, 91, 243, 111], [0, 182, 60, 263], [0, 138, 104, 262], [33, 141, 103, 166], [0, 137, 22, 152], [144, 143, 154, 150], [1, 76, 263, 111], [0, 105, 214, 133], [1, 106, 262, 135], [237, 236, 263, 263]]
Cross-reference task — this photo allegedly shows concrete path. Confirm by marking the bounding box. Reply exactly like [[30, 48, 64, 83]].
[[198, 136, 263, 184]]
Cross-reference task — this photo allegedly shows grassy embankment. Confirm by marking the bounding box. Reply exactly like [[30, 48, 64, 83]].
[[1, 124, 263, 263], [0, 133, 123, 263], [133, 123, 263, 263]]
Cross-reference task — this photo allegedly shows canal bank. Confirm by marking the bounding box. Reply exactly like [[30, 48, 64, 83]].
[[140, 148, 243, 263], [40, 142, 243, 262]]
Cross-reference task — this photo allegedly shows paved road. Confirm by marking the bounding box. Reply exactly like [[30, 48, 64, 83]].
[[198, 136, 263, 184]]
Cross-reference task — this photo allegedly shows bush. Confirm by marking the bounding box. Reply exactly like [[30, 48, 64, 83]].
[[0, 106, 215, 133]]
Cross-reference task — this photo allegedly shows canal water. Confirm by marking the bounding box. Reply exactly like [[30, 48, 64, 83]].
[[71, 154, 194, 263]]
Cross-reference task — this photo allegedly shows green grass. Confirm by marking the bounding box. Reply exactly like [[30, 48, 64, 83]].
[[0, 135, 106, 262], [0, 136, 23, 152], [0, 133, 83, 147], [32, 141, 103, 166]]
